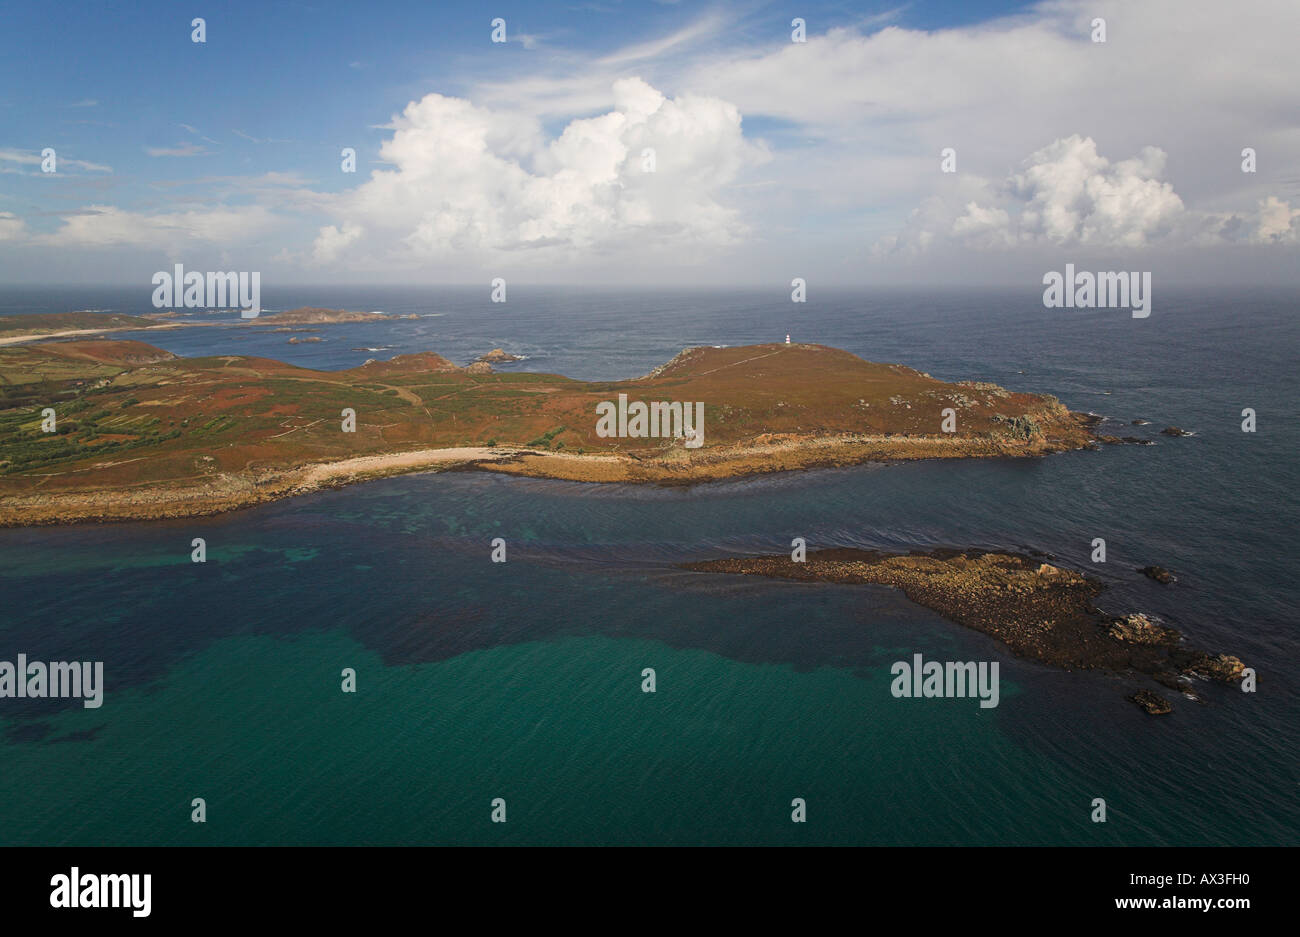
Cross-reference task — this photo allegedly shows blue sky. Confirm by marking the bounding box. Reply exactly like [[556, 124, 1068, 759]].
[[1, 0, 1296, 285], [2, 1, 1035, 194]]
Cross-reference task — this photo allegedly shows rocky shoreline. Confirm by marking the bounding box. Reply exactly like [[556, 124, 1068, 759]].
[[475, 348, 523, 363], [682, 547, 1248, 713], [0, 430, 1095, 526]]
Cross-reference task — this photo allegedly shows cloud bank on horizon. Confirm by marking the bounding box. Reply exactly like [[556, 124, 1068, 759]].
[[1, 0, 1297, 285]]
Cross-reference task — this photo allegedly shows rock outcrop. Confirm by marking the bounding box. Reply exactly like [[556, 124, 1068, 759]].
[[1109, 612, 1180, 646], [683, 547, 1250, 715]]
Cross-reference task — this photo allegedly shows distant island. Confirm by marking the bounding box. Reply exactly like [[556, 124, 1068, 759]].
[[259, 307, 396, 324], [683, 548, 1248, 713], [0, 312, 165, 345], [0, 307, 398, 346], [0, 335, 1099, 525]]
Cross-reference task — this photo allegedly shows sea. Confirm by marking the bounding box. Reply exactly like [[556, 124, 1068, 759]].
[[0, 284, 1296, 846]]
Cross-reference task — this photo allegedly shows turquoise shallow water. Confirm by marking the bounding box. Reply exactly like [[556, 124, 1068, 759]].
[[1, 287, 1297, 845]]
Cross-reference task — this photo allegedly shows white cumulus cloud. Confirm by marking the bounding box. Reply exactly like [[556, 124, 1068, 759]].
[[876, 135, 1300, 256], [1010, 137, 1185, 247], [876, 136, 1217, 254], [313, 77, 768, 267], [1254, 195, 1300, 243], [312, 222, 363, 263]]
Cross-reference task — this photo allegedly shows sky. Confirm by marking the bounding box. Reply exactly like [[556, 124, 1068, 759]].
[[1, 0, 1297, 287]]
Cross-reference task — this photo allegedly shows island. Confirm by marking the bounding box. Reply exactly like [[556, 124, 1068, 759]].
[[256, 307, 388, 325], [0, 312, 165, 346], [0, 307, 388, 347], [682, 547, 1248, 712], [0, 339, 1098, 526]]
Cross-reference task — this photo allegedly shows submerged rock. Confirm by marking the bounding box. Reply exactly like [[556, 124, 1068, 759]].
[[1153, 672, 1202, 702], [1099, 435, 1154, 446], [1131, 690, 1173, 714], [1139, 565, 1176, 584]]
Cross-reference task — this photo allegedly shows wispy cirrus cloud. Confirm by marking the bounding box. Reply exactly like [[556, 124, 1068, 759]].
[[36, 204, 280, 249], [232, 129, 294, 144], [144, 142, 209, 158], [178, 123, 219, 145], [0, 149, 112, 172]]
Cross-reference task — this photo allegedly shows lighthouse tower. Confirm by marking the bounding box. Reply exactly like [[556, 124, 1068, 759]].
[[785, 333, 791, 344]]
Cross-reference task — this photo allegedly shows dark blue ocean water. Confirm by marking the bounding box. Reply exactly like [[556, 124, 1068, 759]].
[[0, 286, 1297, 845]]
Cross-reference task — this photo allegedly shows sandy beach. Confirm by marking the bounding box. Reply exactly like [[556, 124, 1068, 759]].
[[0, 430, 1085, 527]]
